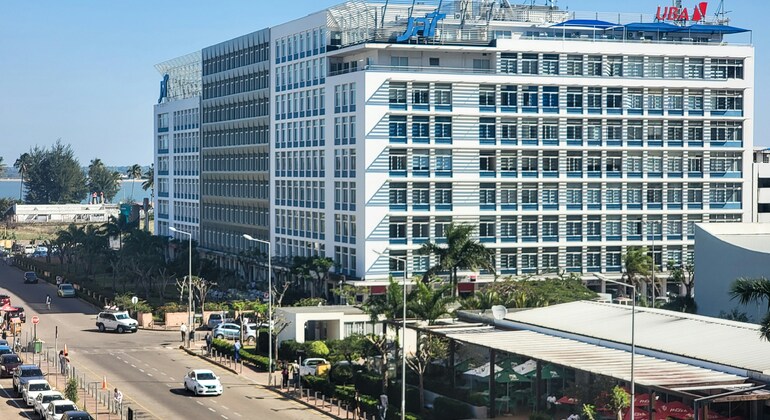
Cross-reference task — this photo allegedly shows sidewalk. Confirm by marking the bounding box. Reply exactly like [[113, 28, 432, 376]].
[[184, 340, 373, 420]]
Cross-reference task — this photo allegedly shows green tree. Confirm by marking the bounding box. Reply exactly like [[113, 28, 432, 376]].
[[23, 141, 88, 204], [126, 163, 143, 200], [13, 152, 31, 201], [608, 385, 631, 420], [622, 246, 651, 290], [87, 158, 121, 202], [408, 281, 455, 325], [142, 164, 154, 202], [65, 377, 79, 406], [730, 277, 770, 340], [327, 334, 365, 364], [459, 289, 502, 310], [292, 256, 334, 298], [406, 335, 448, 411], [486, 274, 596, 308], [418, 223, 495, 297], [306, 340, 330, 358]]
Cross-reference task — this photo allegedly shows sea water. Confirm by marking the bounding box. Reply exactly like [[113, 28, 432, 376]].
[[0, 179, 152, 204]]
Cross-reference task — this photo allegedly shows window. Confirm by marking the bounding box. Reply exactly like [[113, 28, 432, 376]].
[[668, 121, 683, 141], [648, 89, 663, 111], [500, 53, 517, 74], [501, 120, 517, 141], [566, 220, 582, 236], [688, 156, 703, 172], [412, 116, 429, 138], [479, 118, 496, 140], [668, 155, 683, 172], [412, 150, 429, 171], [566, 184, 582, 204], [501, 86, 517, 106], [521, 53, 538, 74], [710, 152, 742, 172], [479, 151, 496, 171], [542, 152, 558, 171], [606, 88, 622, 109], [542, 121, 558, 142], [413, 183, 430, 205], [566, 88, 583, 108], [435, 84, 452, 105], [522, 250, 537, 269], [501, 184, 517, 204], [710, 183, 742, 203], [587, 88, 602, 108], [688, 91, 704, 111], [711, 58, 743, 79], [500, 249, 517, 269], [480, 183, 496, 204], [647, 183, 663, 204], [522, 86, 538, 107], [521, 184, 538, 204], [669, 90, 684, 110], [435, 117, 452, 139], [389, 217, 407, 239], [628, 121, 643, 141], [648, 57, 664, 77], [712, 90, 743, 111], [627, 184, 642, 205], [429, 57, 440, 66], [566, 250, 582, 270], [479, 218, 496, 238], [521, 153, 538, 171], [606, 56, 622, 76], [389, 116, 406, 137], [389, 82, 406, 105], [412, 83, 429, 105], [607, 122, 622, 141], [479, 85, 496, 106], [389, 149, 407, 171], [521, 120, 537, 141], [566, 55, 583, 75], [627, 89, 643, 110], [567, 156, 583, 172], [711, 121, 743, 141], [566, 121, 582, 141], [436, 183, 452, 204], [627, 57, 643, 77], [389, 182, 407, 204], [542, 54, 559, 75], [587, 55, 602, 76], [586, 184, 601, 205], [500, 152, 517, 171], [687, 58, 704, 78], [435, 150, 452, 171], [687, 183, 703, 203], [473, 59, 491, 71], [390, 56, 408, 67], [648, 122, 663, 140], [542, 87, 558, 108], [688, 122, 703, 141], [521, 221, 537, 238], [668, 183, 683, 204], [542, 184, 558, 204], [668, 58, 684, 78]]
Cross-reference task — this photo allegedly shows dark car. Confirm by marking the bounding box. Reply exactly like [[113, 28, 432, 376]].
[[61, 411, 94, 420], [0, 354, 22, 378], [23, 272, 38, 284], [12, 364, 45, 395], [0, 294, 10, 306]]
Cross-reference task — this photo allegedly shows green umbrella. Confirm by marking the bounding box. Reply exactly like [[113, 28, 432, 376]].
[[526, 363, 562, 380], [495, 367, 530, 383]]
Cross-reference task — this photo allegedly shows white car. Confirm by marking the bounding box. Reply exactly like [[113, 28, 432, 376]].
[[299, 358, 329, 376], [45, 399, 78, 420], [22, 379, 52, 406], [183, 369, 223, 396], [95, 310, 138, 333], [34, 391, 64, 418]]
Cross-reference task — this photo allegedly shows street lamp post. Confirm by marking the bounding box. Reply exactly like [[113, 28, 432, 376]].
[[169, 227, 193, 348], [243, 234, 273, 385], [646, 221, 657, 307], [599, 276, 636, 420], [374, 250, 407, 420]]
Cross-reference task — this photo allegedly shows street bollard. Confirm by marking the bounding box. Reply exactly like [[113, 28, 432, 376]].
[[314, 392, 319, 406]]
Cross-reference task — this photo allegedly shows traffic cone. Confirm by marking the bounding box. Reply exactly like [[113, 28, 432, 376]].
[[63, 344, 68, 354], [102, 376, 107, 390]]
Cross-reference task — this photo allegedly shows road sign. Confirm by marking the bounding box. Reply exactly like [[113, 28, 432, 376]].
[[31, 316, 39, 325], [131, 296, 139, 305]]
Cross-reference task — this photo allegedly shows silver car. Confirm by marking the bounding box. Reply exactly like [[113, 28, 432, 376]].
[[212, 323, 257, 344]]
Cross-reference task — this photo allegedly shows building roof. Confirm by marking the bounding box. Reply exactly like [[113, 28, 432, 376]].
[[696, 223, 770, 255], [681, 24, 749, 34], [277, 305, 366, 316], [445, 329, 746, 388], [550, 19, 619, 30], [500, 301, 770, 376]]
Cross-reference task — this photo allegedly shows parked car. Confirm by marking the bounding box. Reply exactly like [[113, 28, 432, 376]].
[[22, 379, 52, 406], [183, 369, 223, 396], [0, 353, 21, 377], [44, 399, 78, 420], [212, 323, 256, 343], [0, 294, 10, 306], [57, 284, 76, 298], [95, 310, 138, 333], [0, 345, 14, 356], [34, 391, 64, 418], [13, 364, 45, 395], [299, 358, 329, 376], [23, 272, 38, 284], [61, 411, 94, 420], [206, 313, 227, 330], [23, 245, 35, 255]]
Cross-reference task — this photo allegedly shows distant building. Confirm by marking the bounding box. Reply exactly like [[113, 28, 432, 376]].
[[694, 222, 770, 321], [752, 147, 770, 222], [11, 204, 119, 224], [153, 52, 202, 242]]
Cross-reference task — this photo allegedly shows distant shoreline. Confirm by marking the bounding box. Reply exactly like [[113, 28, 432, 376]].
[[0, 178, 145, 182]]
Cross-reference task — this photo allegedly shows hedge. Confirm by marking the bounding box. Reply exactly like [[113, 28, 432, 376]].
[[433, 396, 473, 420], [307, 379, 420, 420]]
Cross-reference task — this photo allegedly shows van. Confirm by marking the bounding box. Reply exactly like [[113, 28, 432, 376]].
[[23, 246, 34, 255]]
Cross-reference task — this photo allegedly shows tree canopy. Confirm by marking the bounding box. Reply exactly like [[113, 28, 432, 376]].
[[87, 158, 121, 202], [22, 140, 88, 204]]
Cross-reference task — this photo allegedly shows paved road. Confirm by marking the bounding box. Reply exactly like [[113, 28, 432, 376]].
[[0, 261, 327, 420]]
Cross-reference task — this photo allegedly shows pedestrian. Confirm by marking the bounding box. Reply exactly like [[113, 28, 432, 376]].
[[378, 394, 388, 420], [281, 364, 289, 388], [354, 391, 362, 420], [45, 295, 51, 310], [290, 360, 300, 387], [233, 339, 241, 363], [58, 350, 65, 374], [205, 332, 212, 356], [55, 276, 62, 286], [180, 323, 187, 342], [113, 388, 123, 414], [63, 352, 70, 375], [1, 330, 6, 341]]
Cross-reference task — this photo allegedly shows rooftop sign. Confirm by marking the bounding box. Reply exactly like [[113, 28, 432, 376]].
[[396, 10, 446, 42], [656, 2, 708, 22]]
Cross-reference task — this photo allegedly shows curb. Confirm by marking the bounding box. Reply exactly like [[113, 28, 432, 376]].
[[180, 347, 240, 375]]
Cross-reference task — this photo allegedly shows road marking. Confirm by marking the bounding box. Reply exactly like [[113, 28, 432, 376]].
[[233, 413, 242, 417], [220, 404, 229, 410], [222, 416, 229, 419], [0, 384, 33, 419], [208, 407, 216, 412], [196, 400, 204, 406], [139, 369, 145, 373], [131, 364, 136, 368], [147, 373, 153, 377]]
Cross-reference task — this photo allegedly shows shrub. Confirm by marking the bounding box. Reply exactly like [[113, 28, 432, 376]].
[[354, 371, 383, 398], [329, 363, 356, 385], [279, 340, 304, 362], [306, 340, 330, 358], [433, 396, 472, 420], [387, 383, 422, 413], [65, 377, 79, 405], [468, 392, 488, 407], [530, 413, 551, 420], [210, 338, 270, 370]]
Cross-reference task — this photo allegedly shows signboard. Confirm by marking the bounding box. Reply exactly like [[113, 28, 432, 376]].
[[131, 296, 139, 305], [656, 2, 707, 22], [397, 10, 446, 42], [31, 316, 39, 325]]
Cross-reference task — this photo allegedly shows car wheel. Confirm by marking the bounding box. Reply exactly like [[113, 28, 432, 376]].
[[97, 323, 105, 332], [215, 334, 224, 339], [117, 326, 125, 334]]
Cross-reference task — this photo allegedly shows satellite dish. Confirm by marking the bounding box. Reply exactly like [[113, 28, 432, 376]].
[[491, 305, 508, 320]]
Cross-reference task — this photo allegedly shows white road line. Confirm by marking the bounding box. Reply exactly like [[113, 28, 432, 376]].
[[221, 416, 229, 419], [196, 400, 204, 406], [152, 367, 158, 371], [123, 360, 128, 363], [0, 385, 33, 419], [220, 405, 229, 410], [165, 384, 172, 387], [147, 373, 153, 377], [233, 413, 242, 417], [131, 364, 136, 368], [139, 369, 145, 373], [208, 407, 216, 413]]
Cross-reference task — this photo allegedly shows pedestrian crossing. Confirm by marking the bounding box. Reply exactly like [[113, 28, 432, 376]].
[[75, 345, 177, 355]]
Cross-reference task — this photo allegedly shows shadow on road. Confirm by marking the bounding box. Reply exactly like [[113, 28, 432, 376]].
[[168, 388, 189, 396]]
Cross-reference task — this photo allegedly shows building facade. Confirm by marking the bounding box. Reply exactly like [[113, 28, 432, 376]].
[[199, 29, 271, 270], [153, 52, 202, 240], [752, 148, 770, 222], [271, 1, 753, 292]]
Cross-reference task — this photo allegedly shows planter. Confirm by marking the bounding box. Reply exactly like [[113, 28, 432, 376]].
[[137, 313, 153, 327]]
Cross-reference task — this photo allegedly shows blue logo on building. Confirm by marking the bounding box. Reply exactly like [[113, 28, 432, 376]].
[[157, 74, 169, 104], [396, 11, 446, 42]]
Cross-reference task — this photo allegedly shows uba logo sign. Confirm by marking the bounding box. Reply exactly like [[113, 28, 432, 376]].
[[656, 2, 708, 22]]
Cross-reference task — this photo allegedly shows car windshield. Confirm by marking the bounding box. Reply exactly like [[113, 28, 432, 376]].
[[29, 383, 50, 391], [115, 314, 129, 320], [60, 285, 73, 290], [55, 404, 77, 413], [197, 373, 216, 380], [22, 369, 43, 377], [25, 273, 35, 279], [0, 348, 11, 355], [43, 395, 63, 403], [4, 356, 20, 363]]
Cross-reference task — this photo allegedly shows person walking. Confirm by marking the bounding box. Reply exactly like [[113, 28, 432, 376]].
[[62, 352, 70, 375], [45, 295, 51, 310], [233, 339, 241, 363], [205, 332, 212, 356], [58, 350, 65, 374], [281, 364, 289, 388], [180, 323, 187, 342], [113, 388, 123, 414]]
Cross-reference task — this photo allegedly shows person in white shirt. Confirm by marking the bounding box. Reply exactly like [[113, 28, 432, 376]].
[[180, 323, 187, 342], [113, 388, 123, 414]]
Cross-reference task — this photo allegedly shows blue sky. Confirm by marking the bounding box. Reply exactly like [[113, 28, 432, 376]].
[[0, 0, 765, 166]]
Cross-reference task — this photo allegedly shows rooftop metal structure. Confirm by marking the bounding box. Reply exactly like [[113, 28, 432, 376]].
[[154, 51, 202, 103]]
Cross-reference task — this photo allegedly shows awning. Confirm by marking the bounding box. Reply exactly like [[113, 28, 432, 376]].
[[556, 396, 579, 405], [658, 401, 694, 419], [551, 19, 619, 30], [464, 362, 501, 378], [681, 24, 749, 34], [369, 286, 386, 295], [0, 303, 14, 312], [622, 22, 682, 32]]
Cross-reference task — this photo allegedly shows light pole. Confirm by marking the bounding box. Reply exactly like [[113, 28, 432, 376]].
[[600, 276, 636, 420], [646, 221, 658, 308], [169, 227, 193, 348], [374, 250, 407, 420], [243, 234, 273, 385]]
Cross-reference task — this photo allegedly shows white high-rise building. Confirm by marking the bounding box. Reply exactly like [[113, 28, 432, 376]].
[[153, 52, 202, 240], [270, 1, 753, 294]]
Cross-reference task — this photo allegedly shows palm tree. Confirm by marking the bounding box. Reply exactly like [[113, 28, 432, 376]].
[[13, 153, 31, 201], [0, 157, 5, 177], [142, 164, 154, 202], [622, 246, 651, 292], [730, 277, 770, 340], [126, 164, 143, 201], [408, 281, 455, 325], [418, 223, 496, 297]]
